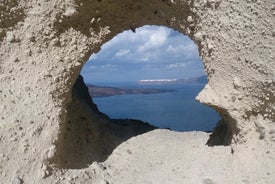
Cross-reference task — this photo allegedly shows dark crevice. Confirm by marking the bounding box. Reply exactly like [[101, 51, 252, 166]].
[[207, 108, 238, 146], [51, 75, 156, 169]]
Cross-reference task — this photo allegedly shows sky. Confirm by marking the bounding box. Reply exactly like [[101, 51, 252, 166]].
[[81, 25, 205, 84]]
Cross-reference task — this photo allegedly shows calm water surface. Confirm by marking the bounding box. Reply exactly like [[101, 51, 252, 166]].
[[92, 83, 220, 131]]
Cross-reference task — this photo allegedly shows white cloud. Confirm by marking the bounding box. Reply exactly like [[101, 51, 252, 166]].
[[166, 63, 187, 69], [86, 64, 117, 70], [81, 25, 204, 83], [167, 45, 178, 53], [88, 65, 97, 70], [137, 27, 169, 52], [101, 64, 117, 69], [115, 49, 130, 57], [167, 43, 196, 53]]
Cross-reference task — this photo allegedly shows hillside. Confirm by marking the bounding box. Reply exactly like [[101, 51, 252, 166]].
[[139, 75, 207, 84], [87, 85, 174, 97]]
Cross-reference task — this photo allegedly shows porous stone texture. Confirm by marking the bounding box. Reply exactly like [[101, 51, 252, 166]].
[[0, 0, 274, 183]]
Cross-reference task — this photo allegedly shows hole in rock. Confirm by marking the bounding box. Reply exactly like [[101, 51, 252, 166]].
[[52, 26, 227, 169], [81, 25, 220, 132]]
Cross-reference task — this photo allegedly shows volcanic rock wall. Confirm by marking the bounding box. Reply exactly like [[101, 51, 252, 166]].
[[0, 0, 274, 183]]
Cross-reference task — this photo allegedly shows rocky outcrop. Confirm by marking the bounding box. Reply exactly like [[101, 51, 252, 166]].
[[0, 0, 274, 183], [51, 75, 156, 169]]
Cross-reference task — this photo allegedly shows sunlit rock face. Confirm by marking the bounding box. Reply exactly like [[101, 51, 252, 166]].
[[0, 0, 274, 183]]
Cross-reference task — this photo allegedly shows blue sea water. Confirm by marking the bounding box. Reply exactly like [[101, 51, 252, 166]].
[[92, 83, 220, 132]]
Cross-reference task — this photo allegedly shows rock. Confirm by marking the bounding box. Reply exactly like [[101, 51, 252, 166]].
[[203, 178, 215, 184], [12, 176, 23, 184], [26, 33, 35, 42], [187, 16, 193, 23], [255, 122, 265, 139], [0, 0, 274, 184], [6, 32, 16, 43], [194, 31, 203, 42], [40, 163, 51, 178], [63, 7, 77, 17], [233, 77, 243, 89], [255, 122, 264, 130], [242, 179, 250, 184], [259, 129, 265, 140], [207, 0, 221, 8], [12, 57, 19, 62], [49, 38, 59, 47], [90, 18, 96, 24], [0, 153, 4, 158], [99, 179, 109, 184]]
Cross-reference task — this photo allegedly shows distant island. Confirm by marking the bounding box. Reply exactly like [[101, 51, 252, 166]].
[[87, 75, 207, 98], [87, 85, 174, 98], [139, 75, 207, 85]]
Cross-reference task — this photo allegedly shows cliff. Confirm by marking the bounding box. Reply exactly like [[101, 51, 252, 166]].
[[0, 0, 274, 183]]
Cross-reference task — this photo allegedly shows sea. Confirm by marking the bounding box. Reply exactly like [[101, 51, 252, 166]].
[[92, 82, 220, 132]]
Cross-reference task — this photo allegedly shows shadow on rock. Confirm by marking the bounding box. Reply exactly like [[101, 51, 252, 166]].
[[50, 75, 156, 169]]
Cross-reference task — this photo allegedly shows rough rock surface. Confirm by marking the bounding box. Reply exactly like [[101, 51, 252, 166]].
[[0, 0, 274, 183]]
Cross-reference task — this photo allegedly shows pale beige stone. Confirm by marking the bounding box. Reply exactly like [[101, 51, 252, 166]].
[[0, 0, 274, 183]]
